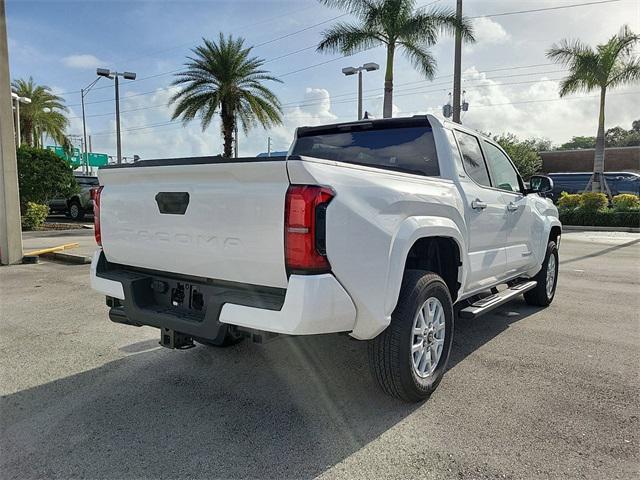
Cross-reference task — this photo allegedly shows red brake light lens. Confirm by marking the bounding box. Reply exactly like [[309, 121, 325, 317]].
[[285, 185, 334, 274], [93, 186, 104, 246]]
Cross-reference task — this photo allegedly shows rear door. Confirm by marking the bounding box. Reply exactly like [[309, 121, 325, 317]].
[[454, 130, 509, 292], [98, 159, 290, 288], [481, 140, 537, 275]]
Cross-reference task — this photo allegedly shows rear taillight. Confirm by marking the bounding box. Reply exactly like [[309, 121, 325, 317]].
[[93, 186, 104, 246], [285, 185, 334, 274]]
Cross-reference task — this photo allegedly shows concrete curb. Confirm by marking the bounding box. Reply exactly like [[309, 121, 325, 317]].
[[563, 225, 640, 233], [41, 252, 92, 265]]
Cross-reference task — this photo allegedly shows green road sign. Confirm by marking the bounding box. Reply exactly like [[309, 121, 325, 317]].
[[85, 152, 109, 166], [47, 146, 109, 168]]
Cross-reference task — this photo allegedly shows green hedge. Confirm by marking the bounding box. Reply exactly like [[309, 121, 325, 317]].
[[560, 208, 640, 228], [557, 192, 640, 228]]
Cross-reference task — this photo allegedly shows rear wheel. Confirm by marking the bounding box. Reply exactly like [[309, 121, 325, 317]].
[[68, 200, 85, 221], [524, 240, 559, 306], [368, 270, 454, 402]]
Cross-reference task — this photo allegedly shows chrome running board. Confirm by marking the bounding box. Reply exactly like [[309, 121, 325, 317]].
[[459, 281, 537, 319]]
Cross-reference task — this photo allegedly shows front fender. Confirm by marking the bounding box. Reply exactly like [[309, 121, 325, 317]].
[[383, 216, 467, 319]]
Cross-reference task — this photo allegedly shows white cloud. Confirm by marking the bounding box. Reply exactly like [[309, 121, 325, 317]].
[[238, 87, 339, 155], [465, 17, 510, 53], [88, 86, 342, 159], [450, 67, 640, 144], [62, 54, 106, 70]]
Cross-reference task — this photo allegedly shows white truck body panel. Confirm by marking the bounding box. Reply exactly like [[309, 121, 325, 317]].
[[98, 161, 290, 288], [91, 114, 560, 341]]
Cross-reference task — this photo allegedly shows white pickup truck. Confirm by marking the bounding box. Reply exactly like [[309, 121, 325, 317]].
[[91, 115, 561, 401]]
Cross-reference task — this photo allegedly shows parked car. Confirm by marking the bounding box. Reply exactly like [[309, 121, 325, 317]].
[[48, 174, 99, 220], [90, 115, 561, 402], [547, 171, 640, 202]]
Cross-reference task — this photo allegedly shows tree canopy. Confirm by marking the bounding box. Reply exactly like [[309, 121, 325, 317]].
[[170, 33, 283, 157]]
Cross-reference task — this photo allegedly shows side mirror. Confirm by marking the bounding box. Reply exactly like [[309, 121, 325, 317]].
[[528, 175, 554, 195]]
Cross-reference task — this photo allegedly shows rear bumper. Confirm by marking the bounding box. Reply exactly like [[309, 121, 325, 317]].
[[90, 249, 356, 339]]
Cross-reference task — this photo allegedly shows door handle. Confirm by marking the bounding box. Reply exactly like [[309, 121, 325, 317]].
[[507, 202, 519, 212], [471, 199, 487, 210]]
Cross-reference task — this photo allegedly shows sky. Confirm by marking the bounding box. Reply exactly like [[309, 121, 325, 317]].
[[6, 0, 640, 160]]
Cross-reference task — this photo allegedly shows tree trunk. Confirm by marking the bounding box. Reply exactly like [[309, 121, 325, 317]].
[[221, 103, 234, 158], [383, 44, 395, 119], [591, 86, 606, 193]]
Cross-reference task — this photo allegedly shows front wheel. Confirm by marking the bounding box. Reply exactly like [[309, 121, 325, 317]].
[[368, 270, 454, 402], [524, 240, 559, 306]]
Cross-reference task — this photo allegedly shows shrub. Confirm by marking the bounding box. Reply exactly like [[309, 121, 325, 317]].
[[612, 194, 640, 211], [557, 192, 581, 210], [560, 208, 640, 228], [579, 192, 608, 212], [17, 146, 78, 208], [21, 202, 49, 231]]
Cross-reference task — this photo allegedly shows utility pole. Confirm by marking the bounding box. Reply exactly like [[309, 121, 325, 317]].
[[452, 0, 463, 124], [267, 137, 272, 157], [0, 0, 23, 264]]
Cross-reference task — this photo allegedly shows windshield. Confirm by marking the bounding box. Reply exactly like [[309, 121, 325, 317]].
[[292, 126, 439, 177]]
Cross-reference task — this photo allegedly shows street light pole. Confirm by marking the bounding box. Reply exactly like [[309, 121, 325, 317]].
[[342, 62, 379, 121], [114, 75, 122, 164], [96, 68, 136, 164], [11, 92, 31, 147], [14, 95, 20, 146], [452, 0, 463, 124], [358, 69, 363, 121], [80, 76, 101, 173]]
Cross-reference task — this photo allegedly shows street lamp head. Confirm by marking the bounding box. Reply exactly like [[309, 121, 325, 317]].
[[96, 68, 111, 78], [19, 97, 31, 104], [123, 72, 137, 80], [363, 62, 380, 72], [342, 66, 357, 76]]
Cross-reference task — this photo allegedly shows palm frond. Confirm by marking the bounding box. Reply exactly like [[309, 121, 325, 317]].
[[317, 22, 385, 54], [398, 39, 436, 79]]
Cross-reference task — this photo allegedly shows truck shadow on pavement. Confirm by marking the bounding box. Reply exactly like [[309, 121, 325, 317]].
[[1, 304, 539, 479]]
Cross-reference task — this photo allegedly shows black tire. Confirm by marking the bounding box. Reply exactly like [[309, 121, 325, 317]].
[[524, 240, 559, 307], [68, 200, 85, 221], [194, 326, 244, 348], [368, 270, 454, 402]]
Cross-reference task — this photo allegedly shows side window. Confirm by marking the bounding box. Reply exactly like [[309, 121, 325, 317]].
[[444, 129, 465, 177], [455, 131, 491, 187], [482, 141, 521, 193]]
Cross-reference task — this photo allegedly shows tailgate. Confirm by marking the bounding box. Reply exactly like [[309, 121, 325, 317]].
[[98, 160, 290, 288]]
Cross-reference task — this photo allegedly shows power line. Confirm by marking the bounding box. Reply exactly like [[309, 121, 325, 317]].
[[90, 76, 616, 137], [470, 0, 622, 19], [89, 90, 638, 140], [68, 64, 565, 120]]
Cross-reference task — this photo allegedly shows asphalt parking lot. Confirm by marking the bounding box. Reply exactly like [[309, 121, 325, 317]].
[[1, 231, 638, 479]]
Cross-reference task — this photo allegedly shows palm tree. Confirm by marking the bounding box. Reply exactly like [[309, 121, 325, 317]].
[[547, 25, 640, 195], [11, 77, 70, 148], [317, 0, 474, 118], [170, 34, 283, 157]]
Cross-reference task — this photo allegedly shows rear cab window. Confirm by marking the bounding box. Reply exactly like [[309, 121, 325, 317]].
[[292, 120, 439, 177]]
